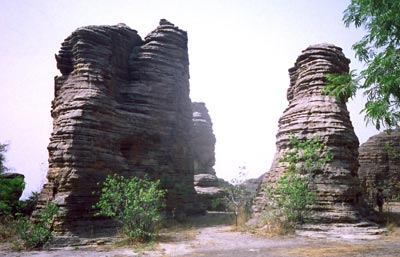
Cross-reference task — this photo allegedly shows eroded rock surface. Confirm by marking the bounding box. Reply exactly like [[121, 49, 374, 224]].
[[192, 102, 216, 175], [191, 102, 226, 210], [252, 44, 380, 236], [36, 20, 204, 240], [358, 129, 400, 204]]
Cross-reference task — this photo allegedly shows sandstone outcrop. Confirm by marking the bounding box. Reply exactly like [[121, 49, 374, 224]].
[[358, 129, 400, 204], [192, 102, 216, 175], [191, 102, 225, 210], [36, 20, 204, 239], [253, 44, 379, 236]]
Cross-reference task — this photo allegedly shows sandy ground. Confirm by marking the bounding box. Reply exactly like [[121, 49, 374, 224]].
[[1, 205, 400, 257], [1, 224, 399, 257]]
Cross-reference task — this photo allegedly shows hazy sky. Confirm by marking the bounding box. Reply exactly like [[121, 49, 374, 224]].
[[0, 0, 379, 197]]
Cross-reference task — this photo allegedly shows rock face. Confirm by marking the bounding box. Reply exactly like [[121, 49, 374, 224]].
[[358, 129, 400, 204], [192, 102, 216, 175], [36, 20, 204, 238], [191, 102, 225, 210], [253, 44, 372, 227]]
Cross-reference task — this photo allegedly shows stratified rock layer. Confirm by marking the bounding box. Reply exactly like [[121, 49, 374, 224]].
[[36, 20, 204, 238], [253, 44, 370, 226], [191, 102, 225, 210], [358, 129, 400, 204], [192, 102, 216, 175]]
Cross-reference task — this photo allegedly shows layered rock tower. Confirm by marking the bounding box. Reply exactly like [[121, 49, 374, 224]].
[[36, 20, 204, 237], [253, 44, 378, 235], [192, 102, 216, 176], [358, 129, 400, 204], [191, 102, 226, 210]]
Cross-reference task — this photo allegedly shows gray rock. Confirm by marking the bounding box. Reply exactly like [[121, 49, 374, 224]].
[[194, 174, 220, 187], [192, 102, 216, 175], [358, 129, 400, 205]]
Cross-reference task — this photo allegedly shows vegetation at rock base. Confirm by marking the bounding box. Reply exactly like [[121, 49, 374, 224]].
[[264, 135, 332, 233], [324, 0, 400, 130], [13, 202, 58, 250], [93, 174, 166, 243], [17, 191, 39, 217]]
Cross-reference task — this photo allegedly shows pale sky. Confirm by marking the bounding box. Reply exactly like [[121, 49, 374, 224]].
[[0, 0, 379, 197]]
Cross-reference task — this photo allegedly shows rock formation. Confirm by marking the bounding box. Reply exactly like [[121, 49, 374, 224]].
[[358, 129, 400, 204], [192, 102, 216, 175], [36, 20, 204, 239], [191, 102, 226, 210], [252, 44, 381, 238]]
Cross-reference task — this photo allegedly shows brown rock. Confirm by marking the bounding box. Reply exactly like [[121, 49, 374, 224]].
[[35, 20, 204, 241]]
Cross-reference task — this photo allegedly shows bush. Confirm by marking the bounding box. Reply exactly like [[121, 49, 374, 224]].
[[14, 203, 58, 249], [270, 171, 317, 225], [264, 135, 332, 231], [0, 175, 25, 217], [17, 192, 39, 217], [94, 174, 166, 242]]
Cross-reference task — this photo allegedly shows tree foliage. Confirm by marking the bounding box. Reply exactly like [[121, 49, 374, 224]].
[[325, 0, 400, 129], [0, 175, 25, 217], [0, 143, 9, 174], [94, 174, 166, 242]]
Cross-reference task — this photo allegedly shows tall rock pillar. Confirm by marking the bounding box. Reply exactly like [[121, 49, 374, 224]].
[[253, 44, 381, 237], [36, 20, 204, 240]]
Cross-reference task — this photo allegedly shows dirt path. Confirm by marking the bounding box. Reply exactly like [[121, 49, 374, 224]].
[[1, 207, 400, 257], [2, 224, 399, 257]]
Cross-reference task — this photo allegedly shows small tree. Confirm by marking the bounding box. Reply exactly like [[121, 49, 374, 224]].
[[265, 135, 332, 230], [0, 143, 8, 174], [224, 166, 252, 226], [94, 174, 166, 242]]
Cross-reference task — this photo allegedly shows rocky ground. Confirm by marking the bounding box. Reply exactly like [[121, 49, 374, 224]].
[[1, 203, 399, 257]]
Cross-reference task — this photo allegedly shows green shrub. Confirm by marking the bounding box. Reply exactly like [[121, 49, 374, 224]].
[[0, 175, 25, 217], [17, 191, 39, 217], [94, 174, 166, 242], [270, 171, 317, 225], [14, 203, 58, 249], [265, 135, 332, 231]]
